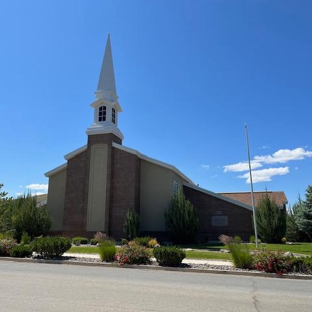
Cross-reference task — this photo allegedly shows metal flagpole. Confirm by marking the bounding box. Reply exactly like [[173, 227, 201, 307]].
[[245, 124, 258, 248]]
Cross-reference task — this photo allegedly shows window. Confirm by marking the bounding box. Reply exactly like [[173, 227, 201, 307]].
[[112, 108, 116, 124], [99, 106, 106, 122]]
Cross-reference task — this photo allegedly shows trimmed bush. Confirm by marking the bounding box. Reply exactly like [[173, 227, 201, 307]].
[[0, 238, 17, 256], [153, 246, 185, 267], [114, 244, 151, 265], [31, 236, 71, 258], [252, 251, 292, 274], [9, 245, 32, 258], [98, 240, 116, 262], [228, 243, 252, 269], [90, 238, 101, 245], [72, 237, 89, 246]]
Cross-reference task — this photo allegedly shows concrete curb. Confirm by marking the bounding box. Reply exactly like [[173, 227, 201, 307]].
[[1, 257, 312, 280]]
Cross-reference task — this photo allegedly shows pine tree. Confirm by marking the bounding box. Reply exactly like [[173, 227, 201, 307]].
[[295, 185, 312, 241], [164, 191, 199, 244], [255, 192, 286, 243]]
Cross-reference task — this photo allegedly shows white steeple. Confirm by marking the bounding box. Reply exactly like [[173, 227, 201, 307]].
[[86, 34, 123, 139]]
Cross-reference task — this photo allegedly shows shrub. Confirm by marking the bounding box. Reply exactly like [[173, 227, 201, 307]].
[[148, 238, 159, 248], [153, 246, 186, 267], [94, 232, 109, 242], [11, 194, 52, 241], [98, 240, 116, 262], [252, 251, 292, 275], [249, 235, 261, 244], [234, 236, 242, 243], [164, 191, 199, 244], [72, 237, 89, 246], [290, 257, 312, 274], [120, 238, 128, 245], [228, 243, 252, 269], [9, 245, 32, 258], [0, 238, 17, 256], [21, 232, 31, 245], [123, 209, 140, 240], [134, 236, 152, 247], [219, 234, 234, 245], [90, 238, 101, 245], [31, 236, 71, 258], [114, 244, 151, 265], [256, 193, 286, 243]]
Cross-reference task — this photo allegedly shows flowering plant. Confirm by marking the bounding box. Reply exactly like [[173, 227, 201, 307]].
[[0, 238, 17, 256], [114, 244, 151, 265], [252, 251, 292, 275]]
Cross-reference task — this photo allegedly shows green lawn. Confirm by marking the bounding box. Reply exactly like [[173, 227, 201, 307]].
[[248, 243, 312, 255], [185, 251, 232, 260], [69, 246, 100, 254]]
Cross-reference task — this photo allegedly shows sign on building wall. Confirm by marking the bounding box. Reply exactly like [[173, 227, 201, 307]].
[[211, 216, 228, 227]]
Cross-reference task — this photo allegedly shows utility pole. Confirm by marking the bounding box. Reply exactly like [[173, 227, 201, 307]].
[[245, 124, 258, 248]]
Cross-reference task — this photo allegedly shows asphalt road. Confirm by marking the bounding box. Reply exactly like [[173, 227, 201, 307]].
[[1, 261, 312, 312]]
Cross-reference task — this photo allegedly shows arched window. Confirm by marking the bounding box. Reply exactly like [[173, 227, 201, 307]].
[[112, 108, 116, 124], [99, 106, 106, 122]]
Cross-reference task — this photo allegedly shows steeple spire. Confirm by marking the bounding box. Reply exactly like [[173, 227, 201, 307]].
[[86, 34, 123, 140], [95, 33, 117, 101]]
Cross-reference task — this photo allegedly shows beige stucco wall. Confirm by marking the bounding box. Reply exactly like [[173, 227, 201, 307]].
[[87, 143, 108, 231], [47, 168, 67, 231], [140, 160, 182, 231]]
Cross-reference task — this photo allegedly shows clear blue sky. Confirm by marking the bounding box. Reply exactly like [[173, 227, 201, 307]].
[[1, 0, 311, 206]]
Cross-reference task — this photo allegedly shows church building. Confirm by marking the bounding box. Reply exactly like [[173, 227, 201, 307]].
[[45, 35, 260, 241]]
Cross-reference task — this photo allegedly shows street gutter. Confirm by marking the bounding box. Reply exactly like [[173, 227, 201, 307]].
[[1, 256, 311, 280]]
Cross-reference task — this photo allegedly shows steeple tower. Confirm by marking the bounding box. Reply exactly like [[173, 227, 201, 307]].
[[86, 34, 123, 140]]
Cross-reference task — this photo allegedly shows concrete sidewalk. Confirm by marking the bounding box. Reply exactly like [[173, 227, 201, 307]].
[[63, 252, 234, 266]]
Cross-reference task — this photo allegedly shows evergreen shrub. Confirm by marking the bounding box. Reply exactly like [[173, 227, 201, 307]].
[[9, 245, 32, 258], [72, 237, 89, 246], [90, 238, 101, 245], [123, 209, 140, 240], [31, 236, 71, 258], [153, 246, 186, 267], [256, 193, 286, 243], [164, 191, 199, 244]]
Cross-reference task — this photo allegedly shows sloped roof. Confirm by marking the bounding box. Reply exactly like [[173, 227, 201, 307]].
[[183, 183, 253, 211], [45, 143, 195, 185], [36, 194, 48, 207], [218, 191, 288, 208]]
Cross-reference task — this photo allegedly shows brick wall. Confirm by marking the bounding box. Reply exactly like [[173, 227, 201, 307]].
[[183, 185, 254, 241], [62, 133, 123, 238], [63, 150, 87, 233], [109, 147, 141, 239]]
